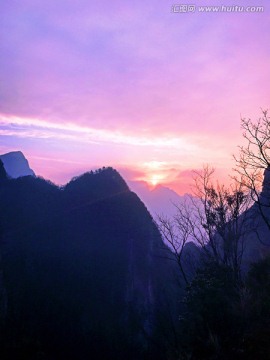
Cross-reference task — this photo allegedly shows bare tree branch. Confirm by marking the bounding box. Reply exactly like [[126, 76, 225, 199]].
[[234, 109, 270, 233], [157, 166, 252, 284]]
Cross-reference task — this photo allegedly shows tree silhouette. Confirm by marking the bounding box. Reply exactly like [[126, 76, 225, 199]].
[[157, 165, 251, 284], [234, 109, 270, 232]]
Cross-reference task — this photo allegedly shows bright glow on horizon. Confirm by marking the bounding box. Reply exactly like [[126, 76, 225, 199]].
[[141, 161, 168, 187], [149, 174, 165, 187]]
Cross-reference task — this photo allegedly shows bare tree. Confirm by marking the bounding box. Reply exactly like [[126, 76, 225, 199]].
[[157, 214, 191, 286], [194, 166, 252, 280], [157, 166, 251, 283], [233, 109, 270, 231]]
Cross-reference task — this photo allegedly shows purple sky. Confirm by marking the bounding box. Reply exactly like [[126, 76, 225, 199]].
[[1, 0, 270, 193]]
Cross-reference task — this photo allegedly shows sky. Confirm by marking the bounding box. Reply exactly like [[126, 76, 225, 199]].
[[1, 0, 270, 194]]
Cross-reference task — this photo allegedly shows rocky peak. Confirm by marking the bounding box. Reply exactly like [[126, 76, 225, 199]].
[[0, 151, 35, 178], [64, 167, 129, 204]]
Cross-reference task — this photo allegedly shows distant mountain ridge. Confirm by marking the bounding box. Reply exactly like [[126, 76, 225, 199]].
[[0, 151, 35, 178], [128, 181, 187, 219]]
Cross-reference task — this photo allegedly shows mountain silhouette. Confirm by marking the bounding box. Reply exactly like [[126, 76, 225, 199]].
[[0, 151, 35, 178], [0, 166, 176, 360]]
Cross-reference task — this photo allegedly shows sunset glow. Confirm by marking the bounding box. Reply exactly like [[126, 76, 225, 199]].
[[149, 174, 164, 187], [1, 0, 270, 194]]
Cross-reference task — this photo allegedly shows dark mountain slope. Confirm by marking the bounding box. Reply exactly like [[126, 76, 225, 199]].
[[0, 167, 176, 360], [0, 160, 7, 182]]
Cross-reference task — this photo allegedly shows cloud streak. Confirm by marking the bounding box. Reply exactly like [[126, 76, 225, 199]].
[[0, 114, 200, 150]]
